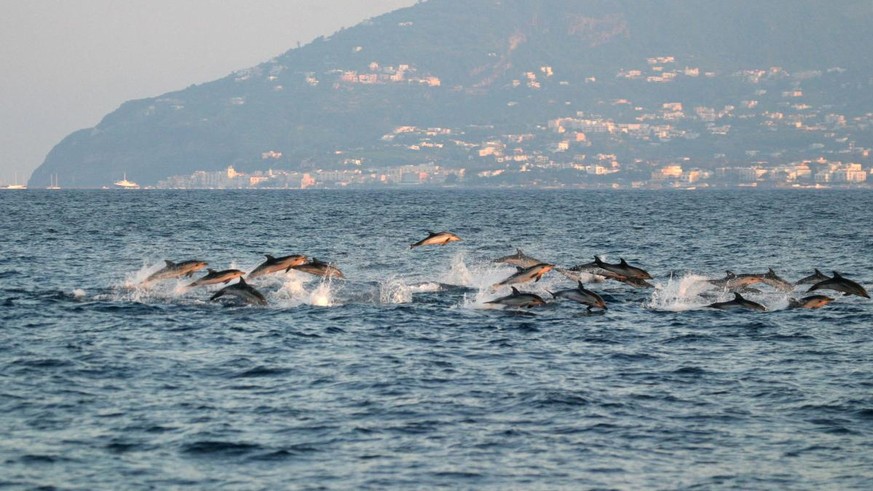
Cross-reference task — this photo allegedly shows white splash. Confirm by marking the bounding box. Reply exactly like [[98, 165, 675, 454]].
[[309, 282, 334, 307], [379, 278, 413, 305], [646, 273, 713, 312]]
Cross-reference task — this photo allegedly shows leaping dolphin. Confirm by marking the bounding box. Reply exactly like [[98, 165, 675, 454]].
[[485, 287, 547, 308], [549, 282, 607, 311], [706, 292, 767, 311], [807, 272, 870, 298], [594, 256, 653, 280], [410, 231, 462, 248], [188, 269, 245, 288], [247, 254, 307, 278], [492, 248, 544, 269], [758, 268, 794, 292], [292, 258, 345, 279], [794, 269, 830, 286], [144, 259, 208, 283], [788, 295, 834, 309], [492, 263, 554, 288], [706, 271, 764, 291], [209, 277, 268, 306]]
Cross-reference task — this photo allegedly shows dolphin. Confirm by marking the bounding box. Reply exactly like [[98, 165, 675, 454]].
[[556, 265, 609, 283], [493, 248, 544, 268], [558, 261, 622, 282], [550, 282, 607, 311], [706, 271, 764, 291], [410, 231, 461, 248], [144, 259, 208, 283], [594, 256, 653, 280], [209, 277, 268, 306], [247, 254, 307, 278], [559, 261, 653, 288], [187, 269, 245, 288], [485, 287, 547, 308], [706, 292, 767, 311], [807, 271, 870, 298], [292, 258, 345, 279], [493, 263, 554, 288], [758, 268, 794, 292], [788, 295, 834, 309], [615, 276, 655, 289], [795, 268, 830, 285]]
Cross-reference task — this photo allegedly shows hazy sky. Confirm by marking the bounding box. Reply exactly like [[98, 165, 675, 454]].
[[0, 0, 416, 184]]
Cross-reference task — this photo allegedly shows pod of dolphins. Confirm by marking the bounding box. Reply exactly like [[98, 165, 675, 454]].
[[139, 231, 870, 311]]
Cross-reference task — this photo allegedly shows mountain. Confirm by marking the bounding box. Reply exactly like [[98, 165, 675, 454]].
[[31, 0, 873, 187]]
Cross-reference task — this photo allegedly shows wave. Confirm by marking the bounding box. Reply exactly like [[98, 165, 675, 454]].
[[646, 272, 795, 312]]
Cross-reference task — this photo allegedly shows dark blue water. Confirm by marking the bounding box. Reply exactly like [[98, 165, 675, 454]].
[[1, 190, 871, 489]]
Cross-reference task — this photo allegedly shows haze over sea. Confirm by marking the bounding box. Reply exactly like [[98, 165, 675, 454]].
[[1, 189, 871, 489]]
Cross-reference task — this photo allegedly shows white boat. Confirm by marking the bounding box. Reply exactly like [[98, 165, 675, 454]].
[[2, 173, 27, 190], [114, 173, 140, 189], [47, 174, 61, 190]]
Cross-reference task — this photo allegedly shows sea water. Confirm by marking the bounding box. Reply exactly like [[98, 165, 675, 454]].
[[1, 189, 871, 489]]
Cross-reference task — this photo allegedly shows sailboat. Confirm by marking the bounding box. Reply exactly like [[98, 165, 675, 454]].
[[114, 173, 140, 189], [2, 172, 27, 190], [47, 174, 61, 190]]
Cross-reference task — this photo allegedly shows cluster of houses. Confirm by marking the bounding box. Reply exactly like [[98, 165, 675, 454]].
[[156, 164, 463, 190], [149, 54, 873, 189]]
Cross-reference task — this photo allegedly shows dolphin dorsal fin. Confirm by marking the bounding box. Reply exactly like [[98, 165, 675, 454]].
[[769, 267, 776, 274], [511, 287, 521, 294], [734, 293, 744, 300], [238, 277, 247, 285], [516, 266, 524, 272], [207, 269, 216, 274], [833, 271, 842, 278], [164, 260, 175, 267], [578, 281, 586, 289], [265, 254, 276, 261], [814, 268, 822, 275], [620, 258, 628, 266], [517, 248, 525, 255]]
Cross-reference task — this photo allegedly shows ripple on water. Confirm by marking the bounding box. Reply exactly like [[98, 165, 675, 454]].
[[1, 190, 872, 490]]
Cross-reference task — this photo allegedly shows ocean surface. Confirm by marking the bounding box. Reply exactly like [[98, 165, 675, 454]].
[[1, 189, 871, 490]]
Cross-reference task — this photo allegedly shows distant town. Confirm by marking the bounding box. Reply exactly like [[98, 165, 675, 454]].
[[15, 52, 873, 190], [150, 55, 871, 190]]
